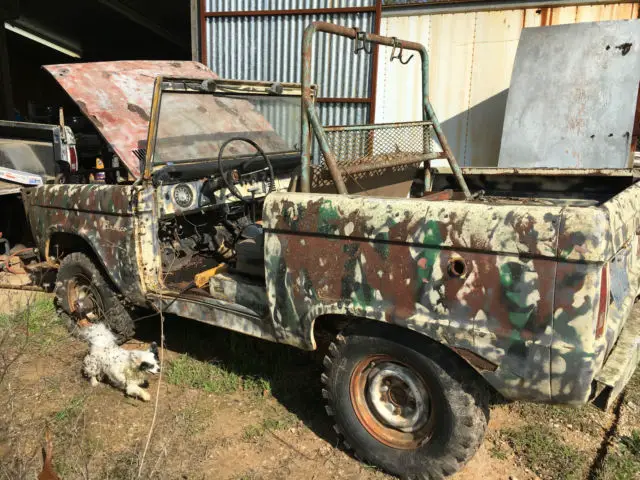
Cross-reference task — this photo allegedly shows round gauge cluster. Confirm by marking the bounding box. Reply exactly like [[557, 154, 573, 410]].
[[172, 183, 194, 209]]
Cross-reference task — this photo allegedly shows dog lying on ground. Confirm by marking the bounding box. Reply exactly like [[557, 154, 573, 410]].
[[80, 323, 160, 401]]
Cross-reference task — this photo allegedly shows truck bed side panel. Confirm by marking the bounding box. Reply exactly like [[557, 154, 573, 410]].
[[263, 193, 563, 402], [23, 184, 146, 304]]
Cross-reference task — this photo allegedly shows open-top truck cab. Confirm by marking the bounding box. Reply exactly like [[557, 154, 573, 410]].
[[20, 21, 640, 479]]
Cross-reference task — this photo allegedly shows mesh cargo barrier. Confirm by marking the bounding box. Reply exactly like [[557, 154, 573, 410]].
[[311, 121, 444, 190]]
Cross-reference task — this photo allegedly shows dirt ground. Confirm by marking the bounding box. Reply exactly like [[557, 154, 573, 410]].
[[0, 290, 639, 480]]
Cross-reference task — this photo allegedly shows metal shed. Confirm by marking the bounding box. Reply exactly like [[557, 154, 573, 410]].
[[193, 0, 640, 166]]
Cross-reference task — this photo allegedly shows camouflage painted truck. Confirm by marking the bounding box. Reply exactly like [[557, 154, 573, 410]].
[[16, 23, 640, 479]]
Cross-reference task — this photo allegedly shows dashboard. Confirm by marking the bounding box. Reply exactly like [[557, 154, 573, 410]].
[[158, 173, 291, 217]]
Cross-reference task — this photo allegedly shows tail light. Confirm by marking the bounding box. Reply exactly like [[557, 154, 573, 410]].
[[69, 146, 78, 172], [596, 264, 609, 338]]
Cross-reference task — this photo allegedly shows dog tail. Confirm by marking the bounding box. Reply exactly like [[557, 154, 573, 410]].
[[38, 427, 60, 480]]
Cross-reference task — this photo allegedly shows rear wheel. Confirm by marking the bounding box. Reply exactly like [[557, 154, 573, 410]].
[[322, 322, 488, 479], [55, 252, 135, 344]]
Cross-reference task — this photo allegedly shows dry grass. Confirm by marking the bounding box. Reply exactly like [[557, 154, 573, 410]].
[[2, 290, 640, 480]]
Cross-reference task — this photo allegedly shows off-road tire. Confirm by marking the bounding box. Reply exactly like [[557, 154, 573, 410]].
[[322, 322, 488, 480], [55, 252, 135, 344]]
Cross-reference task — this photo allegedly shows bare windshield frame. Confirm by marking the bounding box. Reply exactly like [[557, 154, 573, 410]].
[[143, 77, 312, 179]]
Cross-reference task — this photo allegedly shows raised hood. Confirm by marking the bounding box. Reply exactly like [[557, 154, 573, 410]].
[[44, 61, 217, 178]]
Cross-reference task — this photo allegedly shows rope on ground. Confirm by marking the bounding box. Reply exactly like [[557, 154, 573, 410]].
[[137, 303, 165, 479]]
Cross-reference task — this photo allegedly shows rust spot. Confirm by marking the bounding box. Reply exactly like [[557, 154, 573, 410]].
[[127, 103, 150, 122], [452, 347, 498, 372], [421, 189, 453, 201]]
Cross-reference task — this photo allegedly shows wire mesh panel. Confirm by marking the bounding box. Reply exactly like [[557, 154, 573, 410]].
[[311, 121, 444, 191], [321, 121, 436, 170]]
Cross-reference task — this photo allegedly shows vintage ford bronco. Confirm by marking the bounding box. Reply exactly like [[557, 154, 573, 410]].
[[14, 22, 640, 479]]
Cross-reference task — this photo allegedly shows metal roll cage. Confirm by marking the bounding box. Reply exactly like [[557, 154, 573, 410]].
[[300, 21, 470, 198]]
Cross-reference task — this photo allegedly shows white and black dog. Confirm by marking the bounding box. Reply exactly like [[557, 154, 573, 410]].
[[80, 323, 160, 401]]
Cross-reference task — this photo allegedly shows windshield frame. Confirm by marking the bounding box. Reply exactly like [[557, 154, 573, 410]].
[[142, 76, 312, 179]]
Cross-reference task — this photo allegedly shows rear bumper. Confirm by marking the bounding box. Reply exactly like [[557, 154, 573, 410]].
[[592, 303, 640, 410]]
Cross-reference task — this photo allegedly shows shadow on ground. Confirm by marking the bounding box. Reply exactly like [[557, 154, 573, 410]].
[[134, 314, 337, 444]]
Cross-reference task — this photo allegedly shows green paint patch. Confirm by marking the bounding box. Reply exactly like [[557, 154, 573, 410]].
[[318, 199, 341, 235]]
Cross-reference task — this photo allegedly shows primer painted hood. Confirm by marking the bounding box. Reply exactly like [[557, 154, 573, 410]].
[[44, 60, 217, 178]]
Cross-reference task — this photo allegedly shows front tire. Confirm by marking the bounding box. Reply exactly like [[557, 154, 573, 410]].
[[322, 322, 488, 479], [55, 252, 135, 344]]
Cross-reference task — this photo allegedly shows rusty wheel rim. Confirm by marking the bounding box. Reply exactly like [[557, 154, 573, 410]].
[[67, 273, 105, 326], [350, 355, 435, 449]]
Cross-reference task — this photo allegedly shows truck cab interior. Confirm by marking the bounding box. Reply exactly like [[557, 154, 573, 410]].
[[145, 78, 303, 307]]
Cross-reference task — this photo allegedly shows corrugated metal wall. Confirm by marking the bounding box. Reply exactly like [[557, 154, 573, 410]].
[[205, 13, 373, 105], [203, 1, 377, 161], [376, 2, 640, 166], [205, 0, 374, 12]]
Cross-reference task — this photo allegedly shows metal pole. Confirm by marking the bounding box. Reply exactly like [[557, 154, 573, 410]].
[[418, 46, 471, 199], [306, 103, 347, 194], [301, 21, 471, 198], [300, 23, 316, 193]]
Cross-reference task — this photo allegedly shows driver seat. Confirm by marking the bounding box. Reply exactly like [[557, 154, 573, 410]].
[[234, 224, 265, 278]]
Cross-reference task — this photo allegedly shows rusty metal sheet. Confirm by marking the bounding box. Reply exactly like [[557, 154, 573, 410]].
[[498, 20, 640, 169], [43, 61, 217, 178]]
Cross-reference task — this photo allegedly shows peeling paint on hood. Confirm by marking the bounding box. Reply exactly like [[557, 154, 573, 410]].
[[43, 60, 217, 178]]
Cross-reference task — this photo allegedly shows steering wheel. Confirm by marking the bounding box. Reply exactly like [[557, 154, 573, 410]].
[[217, 137, 275, 204]]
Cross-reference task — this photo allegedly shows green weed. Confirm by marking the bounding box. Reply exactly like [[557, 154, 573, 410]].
[[242, 412, 297, 442], [621, 430, 640, 456], [53, 395, 86, 423], [489, 442, 508, 460], [166, 354, 270, 394], [509, 401, 603, 437], [502, 424, 587, 480], [0, 297, 63, 349], [597, 431, 640, 480]]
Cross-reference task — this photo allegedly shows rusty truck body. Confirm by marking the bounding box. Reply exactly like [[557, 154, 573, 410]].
[[8, 21, 640, 479]]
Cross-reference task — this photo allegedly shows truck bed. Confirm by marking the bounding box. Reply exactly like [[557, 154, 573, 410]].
[[431, 167, 637, 207]]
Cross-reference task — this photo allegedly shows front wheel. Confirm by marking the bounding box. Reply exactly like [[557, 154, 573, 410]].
[[321, 322, 488, 479], [55, 252, 135, 344]]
